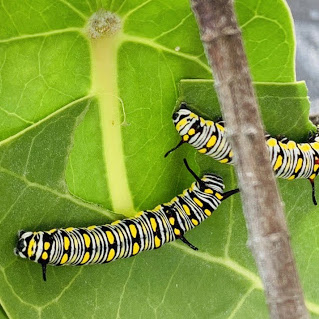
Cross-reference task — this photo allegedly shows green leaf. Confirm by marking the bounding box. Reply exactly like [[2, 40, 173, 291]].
[[0, 1, 318, 319], [235, 0, 296, 82], [0, 305, 8, 319]]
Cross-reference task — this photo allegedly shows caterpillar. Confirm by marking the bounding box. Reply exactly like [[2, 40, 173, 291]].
[[15, 159, 239, 281], [165, 103, 319, 205]]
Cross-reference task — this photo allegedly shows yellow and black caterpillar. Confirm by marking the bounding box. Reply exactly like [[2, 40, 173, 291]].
[[166, 103, 319, 205], [15, 160, 238, 281]]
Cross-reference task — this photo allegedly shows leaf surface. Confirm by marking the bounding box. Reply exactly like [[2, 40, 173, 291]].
[[0, 305, 8, 319], [0, 1, 318, 319]]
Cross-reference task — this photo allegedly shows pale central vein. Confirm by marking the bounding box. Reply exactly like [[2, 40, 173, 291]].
[[90, 33, 135, 216]]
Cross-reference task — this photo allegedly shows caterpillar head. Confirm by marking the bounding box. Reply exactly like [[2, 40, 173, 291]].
[[15, 230, 49, 281], [172, 103, 200, 136], [164, 104, 202, 158], [14, 230, 35, 259], [14, 231, 45, 262]]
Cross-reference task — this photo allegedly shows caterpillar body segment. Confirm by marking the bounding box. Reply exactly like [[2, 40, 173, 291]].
[[266, 134, 319, 204], [165, 105, 233, 164], [15, 160, 239, 281], [168, 103, 319, 205]]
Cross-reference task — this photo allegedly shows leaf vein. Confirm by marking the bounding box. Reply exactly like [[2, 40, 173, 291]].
[[153, 12, 193, 41], [57, 0, 88, 20], [120, 34, 211, 73], [227, 286, 255, 319], [39, 268, 83, 313], [115, 259, 136, 319], [0, 95, 93, 146], [121, 0, 152, 23], [0, 28, 83, 44], [170, 241, 263, 289], [0, 166, 117, 219]]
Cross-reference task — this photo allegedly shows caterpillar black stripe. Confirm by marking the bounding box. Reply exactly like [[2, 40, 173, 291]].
[[166, 102, 319, 205], [15, 160, 238, 281]]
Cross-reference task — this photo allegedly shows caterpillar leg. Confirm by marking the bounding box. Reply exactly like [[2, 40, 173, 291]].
[[180, 236, 198, 251], [309, 178, 317, 206], [41, 263, 47, 282], [164, 140, 184, 158]]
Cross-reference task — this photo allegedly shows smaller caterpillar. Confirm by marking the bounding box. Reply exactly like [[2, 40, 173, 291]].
[[15, 160, 239, 281], [166, 103, 319, 205]]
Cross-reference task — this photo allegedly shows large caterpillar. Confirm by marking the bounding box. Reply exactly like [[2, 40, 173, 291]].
[[166, 103, 319, 205], [15, 160, 238, 281]]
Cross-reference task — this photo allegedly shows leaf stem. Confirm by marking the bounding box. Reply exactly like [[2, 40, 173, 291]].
[[190, 0, 309, 318]]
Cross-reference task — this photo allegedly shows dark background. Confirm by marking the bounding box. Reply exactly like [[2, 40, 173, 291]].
[[286, 0, 319, 115]]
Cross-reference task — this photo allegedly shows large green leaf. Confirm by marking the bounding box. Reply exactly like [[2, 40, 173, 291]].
[[0, 0, 317, 318]]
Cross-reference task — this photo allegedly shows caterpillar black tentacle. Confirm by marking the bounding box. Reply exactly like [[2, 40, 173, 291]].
[[180, 236, 198, 251], [15, 160, 238, 281], [164, 139, 184, 158], [222, 188, 240, 200], [42, 263, 47, 282], [182, 158, 206, 190], [168, 102, 319, 205], [309, 178, 317, 205]]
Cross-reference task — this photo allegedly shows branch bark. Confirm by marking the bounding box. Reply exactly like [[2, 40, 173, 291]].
[[190, 1, 309, 318]]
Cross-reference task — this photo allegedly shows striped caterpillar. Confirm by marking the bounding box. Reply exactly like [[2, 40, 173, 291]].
[[166, 103, 319, 205], [15, 160, 239, 281]]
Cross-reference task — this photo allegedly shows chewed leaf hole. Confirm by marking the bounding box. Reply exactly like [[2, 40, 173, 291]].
[[86, 9, 121, 39]]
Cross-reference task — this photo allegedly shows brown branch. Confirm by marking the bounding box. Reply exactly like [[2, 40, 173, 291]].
[[190, 1, 309, 318]]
